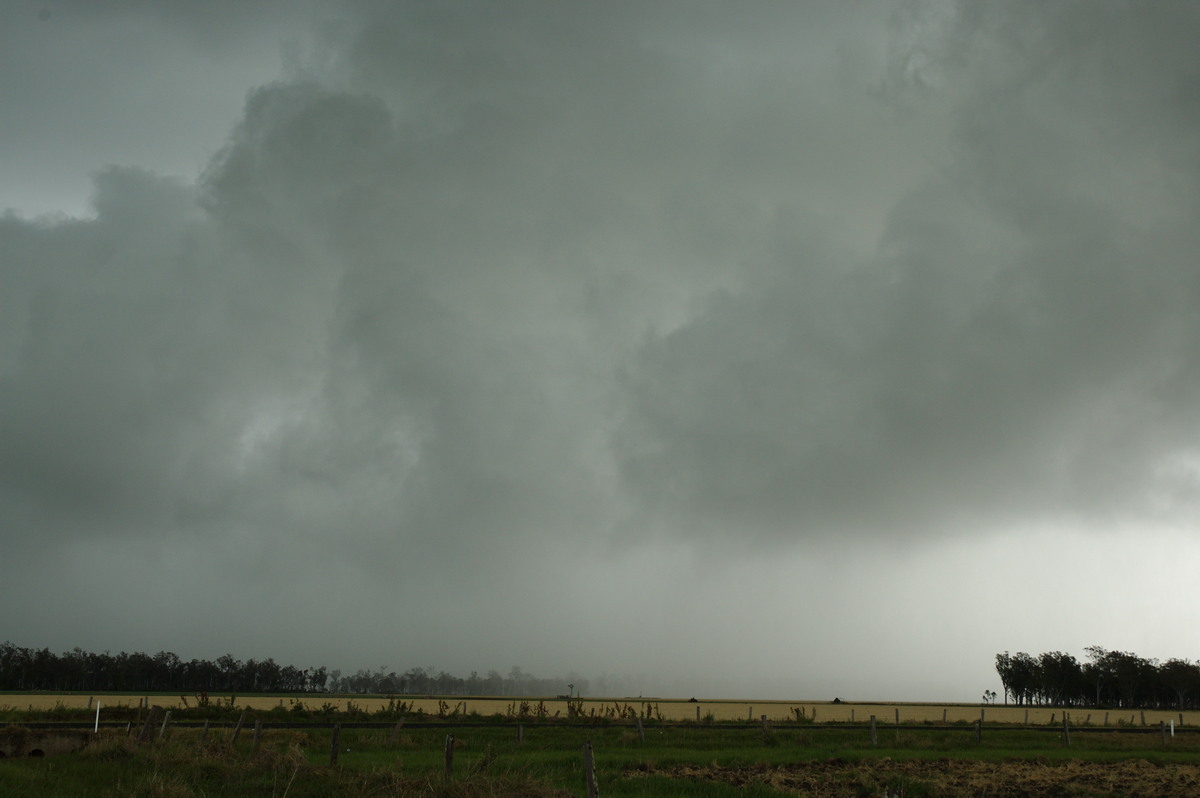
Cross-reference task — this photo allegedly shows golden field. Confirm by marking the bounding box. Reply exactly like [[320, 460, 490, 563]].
[[5, 693, 1198, 727]]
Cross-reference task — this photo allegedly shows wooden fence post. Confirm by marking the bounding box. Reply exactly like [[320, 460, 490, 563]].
[[696, 706, 700, 722], [230, 710, 247, 744], [870, 716, 878, 746], [517, 724, 524, 744], [201, 720, 210, 741], [942, 708, 947, 723], [635, 716, 645, 742], [980, 708, 985, 724], [760, 715, 768, 734], [894, 708, 900, 725], [329, 725, 341, 766], [1104, 712, 1109, 727], [443, 734, 455, 779], [138, 706, 164, 744], [1141, 711, 1146, 727], [252, 720, 262, 751], [158, 710, 172, 740], [974, 720, 981, 744], [388, 720, 404, 745], [851, 708, 855, 723], [1062, 715, 1070, 747], [583, 741, 599, 798], [1025, 709, 1029, 726]]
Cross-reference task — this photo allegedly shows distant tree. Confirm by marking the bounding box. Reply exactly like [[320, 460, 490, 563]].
[[1009, 652, 1039, 705], [483, 669, 503, 695], [1037, 651, 1082, 706], [507, 665, 528, 696], [1157, 659, 1200, 710], [995, 653, 1015, 704]]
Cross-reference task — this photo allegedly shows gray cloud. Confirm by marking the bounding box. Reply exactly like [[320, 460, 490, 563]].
[[615, 1, 1200, 544], [2, 1, 1199, 699]]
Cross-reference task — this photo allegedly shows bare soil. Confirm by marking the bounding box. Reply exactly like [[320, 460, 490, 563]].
[[626, 757, 1200, 797]]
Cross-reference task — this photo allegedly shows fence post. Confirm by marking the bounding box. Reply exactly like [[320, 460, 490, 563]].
[[894, 708, 900, 725], [635, 716, 645, 742], [1141, 711, 1146, 727], [1104, 712, 1109, 727], [329, 725, 341, 766], [583, 741, 599, 798], [942, 708, 947, 723], [870, 716, 878, 746], [980, 708, 985, 724], [517, 724, 524, 744], [158, 710, 172, 740], [974, 720, 981, 744], [1062, 715, 1070, 747], [444, 734, 455, 779], [138, 706, 164, 744], [760, 715, 769, 734], [201, 720, 210, 741], [230, 710, 247, 744], [696, 706, 700, 722], [1024, 709, 1029, 726], [252, 720, 262, 751]]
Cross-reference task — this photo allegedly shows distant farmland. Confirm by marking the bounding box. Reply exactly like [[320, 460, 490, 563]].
[[7, 693, 1198, 727]]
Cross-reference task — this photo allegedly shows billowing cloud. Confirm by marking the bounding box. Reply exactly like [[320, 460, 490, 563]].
[[615, 1, 1200, 544]]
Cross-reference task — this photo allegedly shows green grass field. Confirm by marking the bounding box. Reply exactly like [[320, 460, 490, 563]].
[[3, 699, 1200, 796]]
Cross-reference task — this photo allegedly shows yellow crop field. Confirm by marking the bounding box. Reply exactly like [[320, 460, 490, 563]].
[[6, 693, 1198, 728]]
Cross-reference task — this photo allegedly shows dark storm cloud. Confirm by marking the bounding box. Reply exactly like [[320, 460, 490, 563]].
[[615, 1, 1200, 542], [5, 0, 1199, 555], [2, 1, 1199, 696]]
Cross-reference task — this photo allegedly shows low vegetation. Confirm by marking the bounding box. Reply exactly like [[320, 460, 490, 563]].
[[4, 700, 1200, 796]]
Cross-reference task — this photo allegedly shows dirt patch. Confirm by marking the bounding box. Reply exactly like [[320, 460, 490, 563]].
[[626, 757, 1200, 797]]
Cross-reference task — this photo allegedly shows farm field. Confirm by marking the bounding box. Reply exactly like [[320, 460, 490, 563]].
[[5, 691, 1199, 727], [4, 712, 1200, 797]]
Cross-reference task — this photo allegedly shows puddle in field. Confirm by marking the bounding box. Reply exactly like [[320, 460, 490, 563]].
[[626, 757, 1200, 797]]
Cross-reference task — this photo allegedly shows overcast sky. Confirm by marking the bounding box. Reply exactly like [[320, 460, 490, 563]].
[[3, 0, 1199, 702]]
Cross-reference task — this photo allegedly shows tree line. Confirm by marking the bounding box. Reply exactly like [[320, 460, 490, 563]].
[[995, 647, 1200, 709], [0, 642, 589, 697]]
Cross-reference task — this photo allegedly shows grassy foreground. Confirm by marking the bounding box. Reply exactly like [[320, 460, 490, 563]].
[[4, 710, 1200, 796]]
